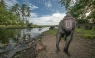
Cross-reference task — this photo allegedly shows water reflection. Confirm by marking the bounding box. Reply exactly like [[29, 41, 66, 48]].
[[0, 27, 49, 50]]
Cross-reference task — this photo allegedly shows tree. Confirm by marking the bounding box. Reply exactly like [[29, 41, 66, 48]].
[[0, 0, 6, 24], [10, 3, 20, 25], [0, 0, 31, 25], [21, 3, 31, 25], [26, 6, 31, 20], [60, 0, 95, 23], [21, 3, 26, 25], [0, 0, 6, 10]]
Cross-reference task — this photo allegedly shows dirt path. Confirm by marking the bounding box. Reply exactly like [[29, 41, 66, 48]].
[[36, 32, 95, 58]]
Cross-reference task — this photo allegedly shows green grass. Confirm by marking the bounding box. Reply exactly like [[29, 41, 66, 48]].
[[40, 28, 95, 39], [75, 28, 95, 39], [0, 25, 28, 29], [36, 29, 57, 42], [36, 28, 57, 42], [41, 28, 65, 40], [36, 27, 95, 40], [43, 28, 57, 35], [36, 36, 42, 42]]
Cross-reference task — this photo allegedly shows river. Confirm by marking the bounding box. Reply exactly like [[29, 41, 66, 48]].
[[0, 27, 49, 51]]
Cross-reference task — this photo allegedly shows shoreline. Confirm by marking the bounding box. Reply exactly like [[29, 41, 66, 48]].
[[0, 29, 50, 58], [0, 29, 95, 58], [0, 25, 39, 29]]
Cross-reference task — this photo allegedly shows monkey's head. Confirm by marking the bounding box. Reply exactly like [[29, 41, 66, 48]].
[[63, 13, 75, 31], [64, 13, 74, 20]]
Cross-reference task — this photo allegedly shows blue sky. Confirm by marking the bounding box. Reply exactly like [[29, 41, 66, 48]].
[[5, 0, 66, 25]]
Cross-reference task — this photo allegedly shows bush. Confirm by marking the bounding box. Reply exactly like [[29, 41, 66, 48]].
[[27, 24, 32, 28], [83, 34, 93, 39], [77, 26, 80, 28], [76, 19, 86, 24], [49, 26, 55, 30], [75, 28, 83, 33], [84, 26, 92, 30], [76, 28, 95, 39], [93, 27, 95, 31], [78, 34, 93, 39]]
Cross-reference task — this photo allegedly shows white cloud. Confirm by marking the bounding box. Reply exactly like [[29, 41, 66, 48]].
[[29, 4, 38, 10], [71, 0, 76, 3], [29, 12, 66, 25], [26, 0, 39, 10], [30, 13, 38, 18], [70, 0, 76, 6], [5, 0, 38, 10], [45, 1, 52, 8], [5, 0, 18, 7]]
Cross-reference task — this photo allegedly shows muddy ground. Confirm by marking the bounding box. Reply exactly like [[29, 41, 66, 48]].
[[1, 32, 95, 58], [36, 32, 95, 58]]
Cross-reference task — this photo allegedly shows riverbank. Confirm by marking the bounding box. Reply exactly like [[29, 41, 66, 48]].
[[0, 25, 27, 29], [13, 28, 95, 58], [1, 28, 95, 58], [36, 30, 95, 58], [0, 25, 39, 29]]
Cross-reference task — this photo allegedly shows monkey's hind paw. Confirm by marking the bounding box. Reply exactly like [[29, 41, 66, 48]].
[[64, 50, 71, 57]]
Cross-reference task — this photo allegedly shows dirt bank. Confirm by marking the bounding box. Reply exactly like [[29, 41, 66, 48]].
[[1, 32, 95, 58], [36, 32, 95, 58]]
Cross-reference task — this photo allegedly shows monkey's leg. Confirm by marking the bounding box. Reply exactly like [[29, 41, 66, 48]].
[[64, 33, 73, 57], [56, 33, 62, 54]]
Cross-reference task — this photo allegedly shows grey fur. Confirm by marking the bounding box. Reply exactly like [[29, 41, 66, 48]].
[[56, 14, 76, 57]]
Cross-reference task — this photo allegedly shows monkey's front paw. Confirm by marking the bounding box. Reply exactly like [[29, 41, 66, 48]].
[[56, 49, 60, 54]]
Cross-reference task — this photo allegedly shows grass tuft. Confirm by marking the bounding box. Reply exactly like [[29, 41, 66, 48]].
[[76, 28, 95, 39], [43, 28, 57, 35]]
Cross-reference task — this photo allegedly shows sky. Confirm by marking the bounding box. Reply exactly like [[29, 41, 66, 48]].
[[5, 0, 66, 25]]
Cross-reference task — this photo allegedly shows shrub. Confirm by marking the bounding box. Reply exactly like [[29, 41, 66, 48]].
[[78, 34, 93, 39], [84, 26, 92, 30], [76, 19, 86, 24]]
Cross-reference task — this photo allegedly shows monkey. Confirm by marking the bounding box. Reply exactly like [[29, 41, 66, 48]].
[[56, 13, 76, 57]]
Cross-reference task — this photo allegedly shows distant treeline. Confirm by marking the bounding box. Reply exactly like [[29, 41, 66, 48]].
[[0, 0, 31, 25]]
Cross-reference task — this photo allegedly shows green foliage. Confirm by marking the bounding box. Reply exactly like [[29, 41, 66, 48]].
[[60, 0, 95, 23], [0, 0, 17, 25], [75, 28, 84, 33], [83, 34, 93, 39], [26, 20, 29, 24], [78, 34, 93, 39], [59, 0, 71, 9], [43, 28, 57, 35], [32, 25, 38, 28], [0, 0, 6, 11], [76, 28, 95, 39], [93, 27, 95, 31], [0, 0, 31, 25], [76, 19, 86, 24]]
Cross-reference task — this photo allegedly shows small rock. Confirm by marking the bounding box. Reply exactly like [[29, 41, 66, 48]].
[[48, 52, 51, 53], [32, 40, 35, 43], [38, 46, 43, 51]]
